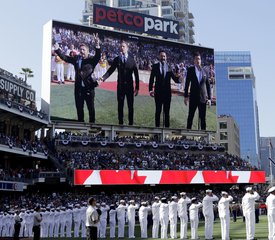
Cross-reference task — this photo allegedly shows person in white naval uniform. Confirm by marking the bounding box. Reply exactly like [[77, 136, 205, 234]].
[[65, 205, 73, 238], [169, 196, 178, 239], [189, 197, 203, 240], [19, 209, 26, 237], [80, 203, 87, 237], [73, 204, 82, 237], [116, 200, 128, 238], [109, 204, 117, 238], [127, 200, 139, 238], [48, 208, 55, 237], [41, 208, 48, 238], [159, 197, 169, 239], [178, 192, 191, 239], [99, 202, 110, 238], [203, 189, 219, 240], [25, 210, 33, 237], [151, 197, 161, 239], [8, 211, 15, 237], [266, 186, 275, 240], [139, 202, 151, 239], [242, 187, 260, 240], [218, 191, 233, 240], [59, 207, 67, 237], [54, 208, 61, 237]]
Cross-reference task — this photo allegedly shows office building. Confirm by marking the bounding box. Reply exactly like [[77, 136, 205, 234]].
[[216, 115, 240, 157], [215, 51, 260, 167]]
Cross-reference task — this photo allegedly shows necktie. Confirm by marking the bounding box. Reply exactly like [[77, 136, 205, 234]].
[[161, 63, 165, 79]]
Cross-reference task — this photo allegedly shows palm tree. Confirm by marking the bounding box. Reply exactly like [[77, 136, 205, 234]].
[[20, 68, 34, 83]]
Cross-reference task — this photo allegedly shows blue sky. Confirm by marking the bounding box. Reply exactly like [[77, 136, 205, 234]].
[[1, 0, 274, 137]]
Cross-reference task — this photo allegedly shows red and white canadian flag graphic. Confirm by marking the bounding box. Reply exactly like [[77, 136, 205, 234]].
[[74, 170, 265, 185]]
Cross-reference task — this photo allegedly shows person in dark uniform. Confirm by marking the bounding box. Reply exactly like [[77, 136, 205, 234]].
[[33, 206, 42, 240], [149, 50, 180, 128], [230, 201, 239, 222], [184, 52, 211, 130], [86, 197, 99, 240], [101, 41, 139, 125], [54, 33, 101, 123], [14, 210, 22, 240]]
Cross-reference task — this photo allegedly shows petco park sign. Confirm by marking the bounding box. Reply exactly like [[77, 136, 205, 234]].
[[93, 4, 179, 39]]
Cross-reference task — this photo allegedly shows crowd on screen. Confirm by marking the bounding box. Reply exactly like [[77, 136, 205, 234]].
[[51, 27, 215, 81]]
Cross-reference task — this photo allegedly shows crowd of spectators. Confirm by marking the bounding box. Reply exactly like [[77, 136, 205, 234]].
[[0, 167, 59, 182], [56, 149, 255, 171], [0, 134, 48, 155]]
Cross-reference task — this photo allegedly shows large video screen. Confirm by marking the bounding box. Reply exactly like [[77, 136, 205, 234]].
[[44, 21, 216, 130]]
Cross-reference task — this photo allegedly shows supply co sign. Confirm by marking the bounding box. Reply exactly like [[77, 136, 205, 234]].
[[93, 4, 179, 39]]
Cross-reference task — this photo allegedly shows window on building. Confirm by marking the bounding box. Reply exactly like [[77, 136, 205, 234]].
[[118, 0, 131, 7], [139, 10, 150, 15], [162, 8, 172, 15], [220, 132, 228, 140], [221, 143, 228, 151], [219, 122, 227, 129], [229, 74, 245, 79]]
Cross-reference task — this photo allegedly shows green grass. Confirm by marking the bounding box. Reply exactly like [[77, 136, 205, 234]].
[[50, 84, 217, 130], [42, 216, 268, 239]]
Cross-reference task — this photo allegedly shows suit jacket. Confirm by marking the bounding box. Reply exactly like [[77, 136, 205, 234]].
[[184, 66, 211, 103], [103, 55, 139, 90], [55, 48, 101, 89], [149, 62, 180, 95]]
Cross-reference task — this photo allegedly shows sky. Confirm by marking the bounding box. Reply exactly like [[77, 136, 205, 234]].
[[0, 0, 274, 137]]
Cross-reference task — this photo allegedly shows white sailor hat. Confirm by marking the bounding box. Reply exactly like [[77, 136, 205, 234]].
[[221, 191, 228, 195], [206, 189, 212, 193], [141, 202, 147, 205], [101, 202, 106, 206], [180, 192, 186, 196], [191, 197, 197, 201], [161, 197, 167, 201], [129, 200, 135, 203], [154, 196, 160, 200], [120, 200, 125, 203], [246, 187, 253, 192], [171, 196, 177, 200], [61, 207, 66, 210], [75, 204, 80, 207], [268, 186, 275, 193]]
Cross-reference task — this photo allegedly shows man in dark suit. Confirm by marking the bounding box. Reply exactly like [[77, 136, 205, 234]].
[[184, 52, 211, 130], [149, 50, 180, 128], [101, 41, 139, 125], [54, 33, 101, 123]]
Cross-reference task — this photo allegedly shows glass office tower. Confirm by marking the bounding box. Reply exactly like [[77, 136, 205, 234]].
[[215, 51, 260, 167]]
